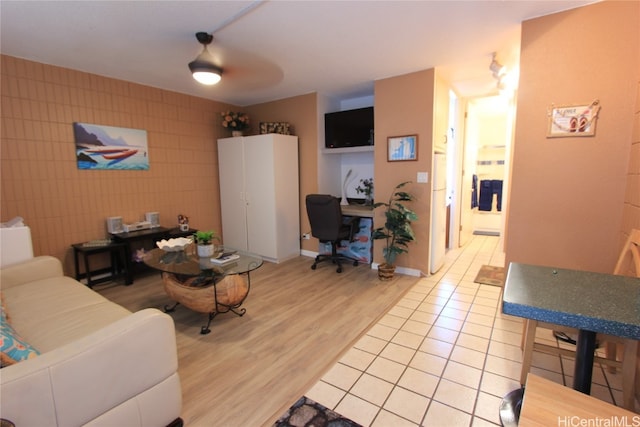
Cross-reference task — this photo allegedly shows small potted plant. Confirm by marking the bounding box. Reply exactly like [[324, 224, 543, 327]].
[[221, 111, 250, 136], [193, 230, 220, 258], [372, 181, 418, 280], [355, 178, 374, 206]]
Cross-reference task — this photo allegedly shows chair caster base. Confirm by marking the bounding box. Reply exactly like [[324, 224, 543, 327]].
[[310, 253, 358, 273]]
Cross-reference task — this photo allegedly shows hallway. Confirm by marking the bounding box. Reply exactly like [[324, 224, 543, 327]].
[[304, 235, 629, 426]]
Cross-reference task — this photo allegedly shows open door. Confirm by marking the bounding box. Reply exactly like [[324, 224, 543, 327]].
[[459, 101, 478, 247], [459, 96, 513, 242]]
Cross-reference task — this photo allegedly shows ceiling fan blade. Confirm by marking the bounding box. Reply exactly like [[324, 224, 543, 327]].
[[207, 44, 283, 91]]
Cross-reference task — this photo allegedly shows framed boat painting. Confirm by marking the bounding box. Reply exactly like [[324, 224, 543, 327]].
[[73, 123, 149, 170]]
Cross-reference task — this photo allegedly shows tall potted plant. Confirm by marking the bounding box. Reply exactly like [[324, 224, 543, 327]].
[[372, 181, 418, 280]]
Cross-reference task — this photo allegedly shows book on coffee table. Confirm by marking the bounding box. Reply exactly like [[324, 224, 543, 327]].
[[210, 253, 240, 264]]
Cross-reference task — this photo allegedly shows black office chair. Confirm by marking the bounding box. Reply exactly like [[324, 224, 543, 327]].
[[305, 194, 359, 273]]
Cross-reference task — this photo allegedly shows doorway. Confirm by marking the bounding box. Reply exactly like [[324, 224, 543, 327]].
[[458, 95, 513, 244]]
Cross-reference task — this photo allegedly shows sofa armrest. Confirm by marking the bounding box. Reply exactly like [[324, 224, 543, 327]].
[[0, 308, 182, 427], [0, 255, 63, 289]]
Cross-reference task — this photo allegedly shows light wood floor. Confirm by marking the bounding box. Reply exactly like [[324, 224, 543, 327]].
[[97, 255, 419, 427]]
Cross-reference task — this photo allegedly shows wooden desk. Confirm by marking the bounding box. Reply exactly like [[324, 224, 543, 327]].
[[341, 204, 374, 218], [330, 204, 374, 264], [519, 374, 638, 427], [502, 263, 640, 394]]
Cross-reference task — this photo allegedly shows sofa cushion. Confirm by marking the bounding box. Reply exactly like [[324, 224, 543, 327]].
[[2, 276, 131, 352], [1, 315, 40, 366]]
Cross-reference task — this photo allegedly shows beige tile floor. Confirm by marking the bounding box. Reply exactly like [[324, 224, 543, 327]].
[[305, 234, 630, 426]]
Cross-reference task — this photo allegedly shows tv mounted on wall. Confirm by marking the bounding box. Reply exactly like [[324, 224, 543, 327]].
[[324, 107, 374, 149]]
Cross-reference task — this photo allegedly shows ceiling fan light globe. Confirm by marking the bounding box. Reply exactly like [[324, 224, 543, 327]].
[[188, 57, 223, 85], [188, 45, 222, 85], [192, 70, 222, 85]]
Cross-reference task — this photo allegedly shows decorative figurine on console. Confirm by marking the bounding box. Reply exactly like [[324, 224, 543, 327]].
[[178, 214, 189, 232], [133, 248, 147, 263]]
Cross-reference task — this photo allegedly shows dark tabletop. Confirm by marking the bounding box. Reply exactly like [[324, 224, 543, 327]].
[[502, 263, 640, 340]]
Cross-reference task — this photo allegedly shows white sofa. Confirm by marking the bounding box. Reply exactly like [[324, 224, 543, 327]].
[[0, 256, 183, 426]]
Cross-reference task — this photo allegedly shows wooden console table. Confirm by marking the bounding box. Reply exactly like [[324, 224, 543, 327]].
[[71, 241, 126, 287], [110, 227, 196, 284]]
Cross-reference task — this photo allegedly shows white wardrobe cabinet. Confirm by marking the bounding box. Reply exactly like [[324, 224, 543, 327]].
[[217, 134, 300, 263]]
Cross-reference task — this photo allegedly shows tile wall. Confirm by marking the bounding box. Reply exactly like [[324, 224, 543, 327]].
[[1, 55, 228, 271]]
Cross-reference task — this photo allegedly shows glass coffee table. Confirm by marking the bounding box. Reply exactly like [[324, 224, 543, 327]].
[[144, 246, 263, 334]]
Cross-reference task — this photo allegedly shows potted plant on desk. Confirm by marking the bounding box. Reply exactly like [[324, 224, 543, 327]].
[[193, 230, 220, 258], [355, 178, 374, 206], [372, 181, 418, 280]]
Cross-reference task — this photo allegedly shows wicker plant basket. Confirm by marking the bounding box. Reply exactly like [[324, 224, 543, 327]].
[[378, 263, 396, 281], [162, 273, 248, 313]]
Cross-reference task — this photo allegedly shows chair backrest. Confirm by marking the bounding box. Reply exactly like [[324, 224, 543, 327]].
[[613, 229, 640, 278], [305, 194, 343, 241]]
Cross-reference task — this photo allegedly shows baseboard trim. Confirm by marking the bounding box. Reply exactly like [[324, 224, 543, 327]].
[[473, 230, 500, 236], [302, 250, 422, 276], [371, 262, 421, 277], [300, 249, 317, 258]]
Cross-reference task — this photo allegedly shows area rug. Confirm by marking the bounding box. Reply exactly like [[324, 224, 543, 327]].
[[474, 265, 505, 287], [273, 396, 362, 427]]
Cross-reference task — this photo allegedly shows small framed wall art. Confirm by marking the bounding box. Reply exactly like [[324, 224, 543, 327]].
[[547, 100, 600, 138], [259, 122, 291, 135], [387, 135, 418, 162]]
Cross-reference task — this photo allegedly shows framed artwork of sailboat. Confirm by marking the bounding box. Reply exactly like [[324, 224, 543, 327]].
[[73, 123, 149, 170]]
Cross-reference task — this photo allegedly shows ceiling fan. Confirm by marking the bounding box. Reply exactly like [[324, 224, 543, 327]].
[[188, 32, 223, 85], [186, 1, 281, 89]]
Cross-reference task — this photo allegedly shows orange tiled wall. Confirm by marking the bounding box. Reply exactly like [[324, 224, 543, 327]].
[[621, 78, 640, 244], [1, 55, 230, 273], [506, 1, 639, 273]]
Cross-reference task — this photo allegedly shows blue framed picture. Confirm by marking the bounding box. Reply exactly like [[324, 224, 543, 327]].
[[387, 135, 418, 162]]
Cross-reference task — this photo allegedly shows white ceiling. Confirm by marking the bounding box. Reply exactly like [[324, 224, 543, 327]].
[[0, 0, 594, 107]]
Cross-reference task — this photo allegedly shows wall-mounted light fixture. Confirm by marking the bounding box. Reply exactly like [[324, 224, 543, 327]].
[[490, 51, 518, 96], [489, 52, 506, 80], [188, 32, 223, 85]]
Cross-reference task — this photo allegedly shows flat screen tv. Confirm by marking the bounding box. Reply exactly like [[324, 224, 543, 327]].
[[324, 107, 374, 149]]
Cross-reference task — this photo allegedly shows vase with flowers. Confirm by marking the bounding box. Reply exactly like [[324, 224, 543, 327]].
[[221, 111, 250, 136], [355, 178, 374, 205]]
